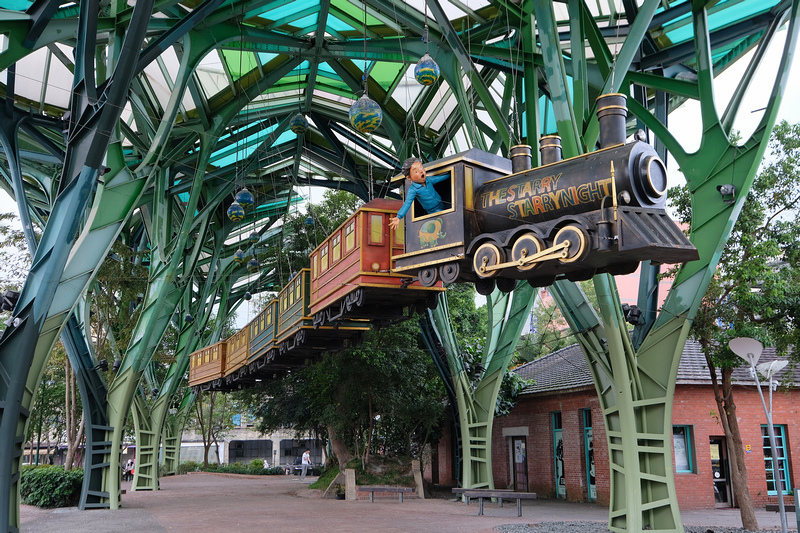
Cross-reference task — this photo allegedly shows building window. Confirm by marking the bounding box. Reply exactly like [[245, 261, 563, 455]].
[[673, 425, 694, 473], [762, 424, 790, 495]]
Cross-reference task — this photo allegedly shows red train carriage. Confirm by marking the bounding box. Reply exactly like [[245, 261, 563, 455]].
[[309, 198, 443, 328], [188, 342, 226, 388]]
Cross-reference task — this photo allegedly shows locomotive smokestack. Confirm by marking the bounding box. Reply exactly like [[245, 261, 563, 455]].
[[539, 135, 562, 165], [596, 93, 628, 149], [510, 145, 532, 173]]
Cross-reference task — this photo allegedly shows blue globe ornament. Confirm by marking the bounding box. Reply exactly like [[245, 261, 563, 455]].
[[248, 231, 259, 244], [289, 113, 308, 134], [349, 95, 382, 134], [414, 53, 440, 86], [227, 200, 245, 223], [235, 188, 254, 210], [247, 257, 260, 273], [244, 291, 252, 301], [184, 313, 193, 323], [234, 248, 245, 264]]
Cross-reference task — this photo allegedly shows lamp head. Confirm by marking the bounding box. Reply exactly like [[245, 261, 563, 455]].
[[756, 360, 789, 382], [729, 337, 763, 367]]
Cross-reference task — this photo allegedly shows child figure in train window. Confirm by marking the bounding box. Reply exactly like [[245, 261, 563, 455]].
[[389, 157, 447, 230]]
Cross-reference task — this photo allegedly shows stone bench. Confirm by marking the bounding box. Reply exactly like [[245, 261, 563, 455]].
[[359, 486, 416, 503], [460, 489, 537, 517]]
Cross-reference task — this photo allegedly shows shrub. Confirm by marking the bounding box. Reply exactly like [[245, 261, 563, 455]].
[[177, 461, 201, 474], [19, 466, 83, 508]]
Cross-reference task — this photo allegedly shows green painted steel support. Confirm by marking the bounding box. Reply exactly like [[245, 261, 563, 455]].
[[131, 241, 244, 491], [0, 0, 156, 529], [428, 283, 536, 490], [161, 390, 196, 476], [540, 1, 800, 530]]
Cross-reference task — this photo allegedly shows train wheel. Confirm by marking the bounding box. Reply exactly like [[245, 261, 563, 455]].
[[511, 233, 544, 271], [553, 225, 590, 264], [496, 277, 516, 293], [473, 242, 504, 278], [475, 278, 496, 295], [418, 266, 439, 287], [439, 262, 461, 284]]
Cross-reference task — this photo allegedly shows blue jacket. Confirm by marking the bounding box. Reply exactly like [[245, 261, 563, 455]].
[[397, 173, 448, 219]]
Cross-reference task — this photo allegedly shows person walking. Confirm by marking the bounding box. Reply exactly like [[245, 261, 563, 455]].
[[300, 449, 311, 481]]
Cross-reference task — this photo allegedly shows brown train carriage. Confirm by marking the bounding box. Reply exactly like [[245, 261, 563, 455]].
[[277, 268, 369, 360], [224, 326, 250, 377], [309, 198, 443, 328], [188, 341, 226, 388]]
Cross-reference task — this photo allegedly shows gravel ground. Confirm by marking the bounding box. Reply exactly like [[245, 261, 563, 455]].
[[495, 522, 785, 533]]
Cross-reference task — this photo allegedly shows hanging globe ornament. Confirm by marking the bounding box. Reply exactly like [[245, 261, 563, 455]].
[[248, 231, 259, 245], [244, 291, 252, 301], [289, 112, 309, 134], [235, 188, 254, 210], [349, 94, 382, 134], [227, 200, 245, 223], [247, 257, 260, 273], [184, 313, 194, 323], [234, 248, 245, 264], [414, 53, 440, 86]]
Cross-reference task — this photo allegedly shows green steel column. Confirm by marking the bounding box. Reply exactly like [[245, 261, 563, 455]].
[[430, 283, 536, 489], [0, 1, 155, 529]]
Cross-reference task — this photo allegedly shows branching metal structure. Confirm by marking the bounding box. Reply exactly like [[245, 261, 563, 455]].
[[0, 0, 797, 531]]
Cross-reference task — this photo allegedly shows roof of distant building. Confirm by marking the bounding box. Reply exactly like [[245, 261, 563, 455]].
[[513, 339, 798, 395]]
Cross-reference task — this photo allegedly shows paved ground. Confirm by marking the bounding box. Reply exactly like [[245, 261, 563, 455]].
[[18, 473, 798, 532]]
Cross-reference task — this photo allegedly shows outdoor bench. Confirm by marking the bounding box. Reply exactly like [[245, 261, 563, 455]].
[[459, 489, 537, 517], [359, 485, 416, 503], [451, 487, 512, 504]]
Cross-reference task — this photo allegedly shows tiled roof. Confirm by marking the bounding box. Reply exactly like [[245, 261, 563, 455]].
[[513, 340, 798, 395]]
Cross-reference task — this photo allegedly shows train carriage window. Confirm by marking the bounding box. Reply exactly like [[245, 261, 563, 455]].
[[294, 279, 301, 301], [369, 214, 384, 245], [332, 234, 341, 262], [345, 222, 355, 251], [311, 253, 317, 278], [411, 170, 453, 220], [394, 220, 404, 245], [321, 246, 328, 271]]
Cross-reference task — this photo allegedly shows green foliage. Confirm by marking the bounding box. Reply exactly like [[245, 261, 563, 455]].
[[495, 372, 534, 416], [309, 465, 340, 490], [176, 461, 285, 475], [177, 460, 202, 474], [19, 466, 83, 508], [253, 319, 446, 461], [668, 120, 800, 367], [347, 457, 414, 486]]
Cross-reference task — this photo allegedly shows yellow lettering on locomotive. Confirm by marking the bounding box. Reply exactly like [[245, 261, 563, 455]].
[[541, 193, 555, 211], [519, 181, 532, 198], [507, 201, 520, 219]]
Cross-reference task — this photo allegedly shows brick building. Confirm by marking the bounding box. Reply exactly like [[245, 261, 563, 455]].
[[426, 340, 799, 511]]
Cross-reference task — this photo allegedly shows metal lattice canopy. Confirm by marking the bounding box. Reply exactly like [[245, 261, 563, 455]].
[[0, 0, 787, 225]]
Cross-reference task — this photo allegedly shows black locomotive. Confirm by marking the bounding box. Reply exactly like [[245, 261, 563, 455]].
[[391, 94, 699, 294]]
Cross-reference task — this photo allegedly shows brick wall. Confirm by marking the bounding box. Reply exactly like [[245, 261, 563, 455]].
[[428, 384, 800, 511]]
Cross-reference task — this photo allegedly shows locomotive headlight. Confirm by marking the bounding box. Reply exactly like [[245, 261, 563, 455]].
[[618, 191, 631, 204], [635, 154, 668, 203]]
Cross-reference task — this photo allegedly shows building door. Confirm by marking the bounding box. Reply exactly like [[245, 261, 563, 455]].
[[583, 409, 596, 501], [553, 412, 565, 498], [710, 437, 732, 508], [512, 437, 528, 491]]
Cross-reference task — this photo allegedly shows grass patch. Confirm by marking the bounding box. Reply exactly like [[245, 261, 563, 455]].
[[308, 465, 339, 490], [347, 457, 414, 487]]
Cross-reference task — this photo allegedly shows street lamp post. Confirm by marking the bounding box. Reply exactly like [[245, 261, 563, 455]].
[[729, 337, 788, 533]]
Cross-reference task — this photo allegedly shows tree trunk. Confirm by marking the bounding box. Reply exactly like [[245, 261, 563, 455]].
[[708, 356, 759, 531], [63, 360, 85, 470], [327, 424, 352, 470]]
